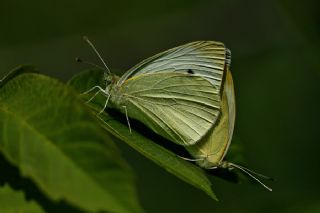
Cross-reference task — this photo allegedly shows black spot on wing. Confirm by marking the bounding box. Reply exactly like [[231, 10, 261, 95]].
[[187, 69, 194, 74]]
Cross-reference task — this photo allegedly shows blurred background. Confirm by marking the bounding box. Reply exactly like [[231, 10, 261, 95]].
[[0, 0, 319, 212]]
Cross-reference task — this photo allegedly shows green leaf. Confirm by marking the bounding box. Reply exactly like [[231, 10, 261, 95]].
[[0, 72, 143, 213], [0, 184, 45, 213], [0, 65, 39, 89], [68, 69, 217, 201]]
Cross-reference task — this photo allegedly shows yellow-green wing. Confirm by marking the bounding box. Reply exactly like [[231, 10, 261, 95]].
[[223, 68, 236, 160], [117, 72, 221, 146], [118, 41, 231, 92], [186, 69, 235, 168]]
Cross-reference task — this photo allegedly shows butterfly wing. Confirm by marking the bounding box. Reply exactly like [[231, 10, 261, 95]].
[[118, 41, 231, 92], [223, 68, 236, 160], [117, 72, 221, 146]]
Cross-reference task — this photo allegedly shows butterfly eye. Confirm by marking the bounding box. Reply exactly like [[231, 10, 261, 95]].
[[187, 69, 194, 74]]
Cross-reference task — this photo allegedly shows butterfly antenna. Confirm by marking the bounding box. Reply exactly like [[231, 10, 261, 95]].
[[83, 36, 111, 75], [228, 162, 273, 192], [76, 57, 105, 70], [232, 163, 275, 181]]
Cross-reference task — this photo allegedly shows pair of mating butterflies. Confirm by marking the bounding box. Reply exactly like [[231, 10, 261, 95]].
[[84, 39, 272, 191]]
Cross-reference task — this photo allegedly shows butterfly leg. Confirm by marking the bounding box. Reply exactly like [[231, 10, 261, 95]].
[[86, 90, 101, 104], [81, 85, 107, 103], [98, 93, 111, 114], [178, 155, 204, 162], [122, 105, 132, 133], [81, 85, 105, 95]]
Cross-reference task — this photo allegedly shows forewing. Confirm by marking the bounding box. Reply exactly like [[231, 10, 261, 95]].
[[120, 72, 221, 146], [118, 41, 231, 92]]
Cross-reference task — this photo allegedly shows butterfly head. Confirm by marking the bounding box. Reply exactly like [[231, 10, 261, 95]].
[[104, 72, 119, 88]]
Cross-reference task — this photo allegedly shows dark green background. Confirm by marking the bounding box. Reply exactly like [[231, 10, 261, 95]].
[[1, 0, 319, 212]]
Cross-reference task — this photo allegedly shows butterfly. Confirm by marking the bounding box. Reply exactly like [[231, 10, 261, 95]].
[[186, 68, 235, 169], [83, 38, 230, 146], [82, 37, 273, 190], [185, 68, 273, 191]]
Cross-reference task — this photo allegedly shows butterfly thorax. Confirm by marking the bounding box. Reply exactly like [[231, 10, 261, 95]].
[[198, 156, 221, 169], [107, 75, 127, 109], [191, 149, 223, 169], [193, 155, 230, 169]]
